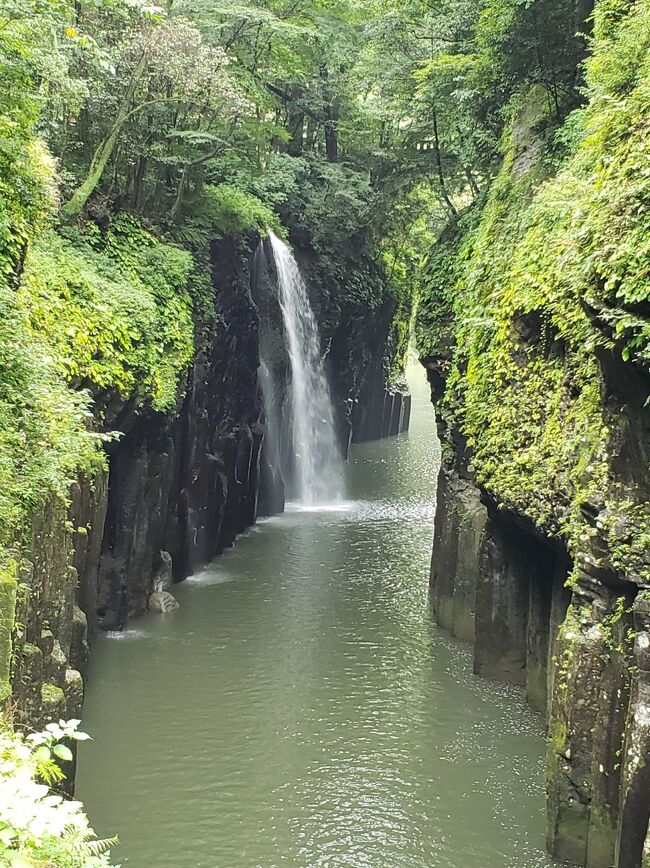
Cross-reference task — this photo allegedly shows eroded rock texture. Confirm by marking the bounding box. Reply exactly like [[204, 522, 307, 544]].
[[426, 361, 650, 867], [96, 237, 264, 628], [329, 299, 411, 449], [11, 473, 108, 731], [9, 234, 409, 775]]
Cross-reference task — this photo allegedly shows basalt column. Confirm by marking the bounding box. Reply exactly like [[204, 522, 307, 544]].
[[11, 469, 108, 730], [430, 460, 650, 868], [96, 235, 264, 629]]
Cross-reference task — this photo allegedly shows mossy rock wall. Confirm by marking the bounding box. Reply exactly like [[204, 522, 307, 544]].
[[419, 5, 650, 863], [10, 469, 108, 731], [3, 231, 409, 752], [427, 458, 650, 867]]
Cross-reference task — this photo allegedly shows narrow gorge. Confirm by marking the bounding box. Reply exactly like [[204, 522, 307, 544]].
[[2, 0, 650, 866]]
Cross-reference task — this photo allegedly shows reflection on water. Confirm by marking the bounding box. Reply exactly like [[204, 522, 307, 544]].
[[77, 364, 554, 868]]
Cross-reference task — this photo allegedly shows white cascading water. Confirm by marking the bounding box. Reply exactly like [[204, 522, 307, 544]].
[[267, 231, 344, 506]]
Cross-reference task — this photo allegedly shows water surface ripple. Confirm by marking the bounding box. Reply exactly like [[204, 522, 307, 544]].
[[78, 366, 554, 868]]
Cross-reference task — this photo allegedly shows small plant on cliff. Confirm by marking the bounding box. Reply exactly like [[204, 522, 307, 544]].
[[0, 719, 116, 867]]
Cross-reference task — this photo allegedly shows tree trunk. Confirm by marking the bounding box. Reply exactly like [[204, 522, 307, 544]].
[[286, 85, 305, 156], [320, 65, 339, 163], [324, 112, 339, 163], [133, 156, 148, 212], [60, 51, 147, 222], [432, 108, 457, 217], [169, 165, 190, 221]]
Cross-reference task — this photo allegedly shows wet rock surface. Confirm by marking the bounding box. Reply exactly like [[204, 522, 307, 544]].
[[425, 353, 650, 867], [10, 234, 409, 778]]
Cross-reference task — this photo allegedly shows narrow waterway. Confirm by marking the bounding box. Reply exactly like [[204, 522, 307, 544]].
[[78, 365, 554, 868]]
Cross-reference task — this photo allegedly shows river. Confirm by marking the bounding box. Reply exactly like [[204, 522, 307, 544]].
[[77, 363, 555, 868]]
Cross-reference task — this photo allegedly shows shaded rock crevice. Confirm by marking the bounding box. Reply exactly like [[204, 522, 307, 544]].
[[428, 411, 650, 868]]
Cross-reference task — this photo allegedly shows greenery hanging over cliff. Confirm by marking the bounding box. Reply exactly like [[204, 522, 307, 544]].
[[0, 0, 371, 563], [3, 0, 648, 627], [0, 0, 436, 724], [1, 0, 498, 582], [416, 0, 650, 585], [2, 0, 650, 862]]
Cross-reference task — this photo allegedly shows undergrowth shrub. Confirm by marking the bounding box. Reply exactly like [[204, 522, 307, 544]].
[[416, 0, 650, 583], [0, 718, 116, 866], [21, 226, 194, 413]]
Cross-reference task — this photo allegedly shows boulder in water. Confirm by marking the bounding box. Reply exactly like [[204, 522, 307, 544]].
[[149, 589, 180, 614]]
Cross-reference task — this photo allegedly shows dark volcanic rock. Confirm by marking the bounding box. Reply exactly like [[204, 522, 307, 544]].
[[11, 232, 409, 766], [426, 360, 650, 867], [96, 236, 263, 627]]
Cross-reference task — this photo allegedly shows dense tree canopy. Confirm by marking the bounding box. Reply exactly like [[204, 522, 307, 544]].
[[4, 1, 650, 862], [0, 0, 606, 570], [1, 0, 596, 281]]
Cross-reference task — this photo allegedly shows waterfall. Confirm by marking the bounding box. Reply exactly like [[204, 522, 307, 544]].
[[257, 360, 285, 515], [263, 231, 345, 506]]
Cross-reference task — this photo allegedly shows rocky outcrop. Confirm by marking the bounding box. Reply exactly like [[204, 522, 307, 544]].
[[96, 236, 263, 627], [430, 465, 572, 700], [425, 355, 650, 868], [11, 470, 108, 730], [418, 44, 650, 862], [9, 232, 408, 762], [329, 299, 411, 449]]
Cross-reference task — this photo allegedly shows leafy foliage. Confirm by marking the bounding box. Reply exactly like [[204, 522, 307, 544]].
[[177, 185, 280, 241], [0, 280, 100, 563], [417, 1, 650, 584], [0, 718, 116, 866], [22, 228, 194, 412]]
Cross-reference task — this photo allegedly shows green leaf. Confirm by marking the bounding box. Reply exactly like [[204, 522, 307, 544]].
[[33, 745, 51, 762], [0, 827, 15, 846], [7, 854, 33, 867], [53, 743, 73, 761]]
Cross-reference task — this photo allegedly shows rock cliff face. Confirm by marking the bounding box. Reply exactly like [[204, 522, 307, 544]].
[[11, 473, 108, 733], [329, 299, 411, 449], [10, 233, 408, 761], [427, 409, 650, 868], [96, 236, 263, 629], [417, 31, 650, 858], [11, 235, 264, 733], [422, 260, 650, 868]]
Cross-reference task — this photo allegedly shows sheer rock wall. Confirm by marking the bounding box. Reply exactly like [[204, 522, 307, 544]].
[[425, 358, 650, 868], [9, 235, 409, 776]]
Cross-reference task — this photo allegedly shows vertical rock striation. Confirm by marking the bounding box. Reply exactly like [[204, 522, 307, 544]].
[[426, 396, 649, 868], [11, 471, 108, 730], [96, 237, 263, 628], [8, 233, 409, 775], [417, 33, 650, 858], [421, 226, 650, 868], [329, 299, 411, 450]]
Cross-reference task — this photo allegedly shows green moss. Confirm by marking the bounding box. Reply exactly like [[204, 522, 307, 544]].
[[416, 3, 650, 583], [0, 210, 197, 581], [0, 279, 100, 560], [40, 682, 64, 705], [549, 719, 568, 757], [1, 206, 196, 703], [0, 562, 17, 702], [23, 224, 194, 413]]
